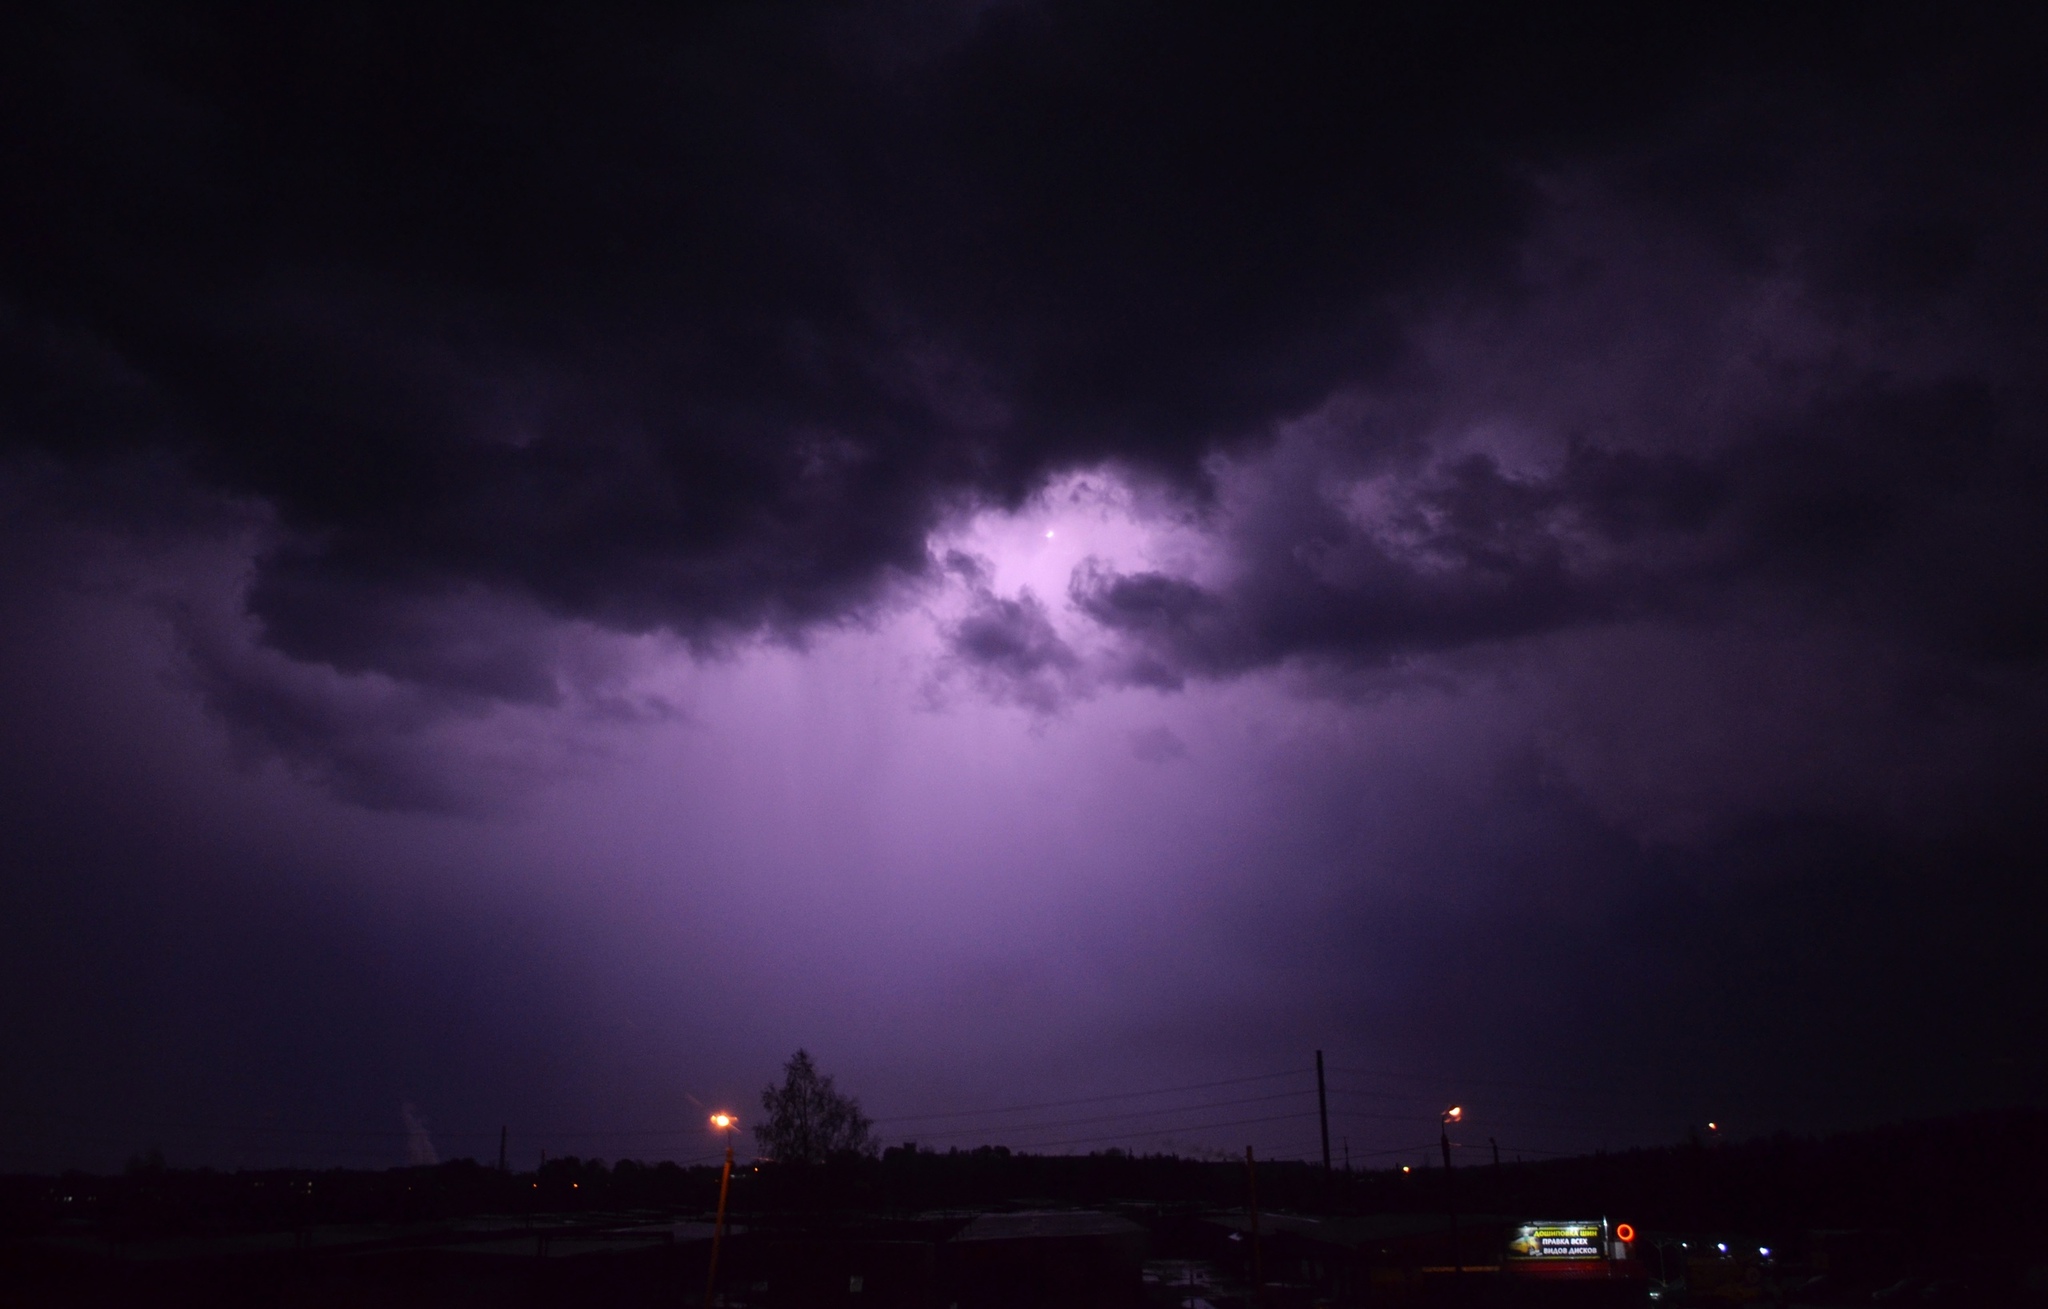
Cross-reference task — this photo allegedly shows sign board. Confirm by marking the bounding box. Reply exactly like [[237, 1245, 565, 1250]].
[[1507, 1222, 1606, 1261]]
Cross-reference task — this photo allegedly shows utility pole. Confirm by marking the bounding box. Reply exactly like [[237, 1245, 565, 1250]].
[[1315, 1051, 1332, 1174], [1245, 1146, 1263, 1304], [499, 1126, 508, 1173]]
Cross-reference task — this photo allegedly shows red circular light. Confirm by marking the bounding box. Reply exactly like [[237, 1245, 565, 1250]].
[[1615, 1224, 1635, 1243]]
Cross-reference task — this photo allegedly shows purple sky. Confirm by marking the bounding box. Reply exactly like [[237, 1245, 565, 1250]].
[[2, 3, 2045, 1172]]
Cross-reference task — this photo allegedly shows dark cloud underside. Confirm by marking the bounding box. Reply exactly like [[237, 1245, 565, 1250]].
[[7, 3, 2039, 693]]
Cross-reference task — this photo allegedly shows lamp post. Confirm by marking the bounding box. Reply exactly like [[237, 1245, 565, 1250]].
[[704, 1113, 737, 1309], [1441, 1106, 1463, 1281]]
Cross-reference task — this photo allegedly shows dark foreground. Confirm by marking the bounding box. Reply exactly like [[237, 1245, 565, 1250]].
[[5, 1111, 2045, 1307]]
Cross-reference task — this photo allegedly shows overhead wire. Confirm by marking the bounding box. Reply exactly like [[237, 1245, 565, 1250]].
[[996, 1109, 1323, 1153], [1, 1059, 1693, 1166], [878, 1088, 1313, 1142], [866, 1068, 1308, 1124], [1326, 1063, 1762, 1105]]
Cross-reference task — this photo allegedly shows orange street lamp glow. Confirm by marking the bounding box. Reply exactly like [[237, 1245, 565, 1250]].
[[703, 1118, 739, 1309], [1444, 1105, 1463, 1123]]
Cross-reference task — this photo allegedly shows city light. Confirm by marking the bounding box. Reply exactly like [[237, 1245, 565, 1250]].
[[1444, 1105, 1463, 1123], [710, 1112, 735, 1130]]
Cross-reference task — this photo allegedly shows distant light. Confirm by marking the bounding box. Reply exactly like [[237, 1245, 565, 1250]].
[[1716, 1243, 1727, 1254], [1444, 1106, 1463, 1122], [1759, 1247, 1772, 1258], [1616, 1225, 1635, 1243], [1044, 530, 1055, 539], [1707, 1122, 1718, 1131], [710, 1113, 735, 1130], [1401, 1165, 1412, 1173]]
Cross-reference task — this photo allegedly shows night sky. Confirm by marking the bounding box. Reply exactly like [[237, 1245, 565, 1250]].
[[3, 3, 2045, 1174]]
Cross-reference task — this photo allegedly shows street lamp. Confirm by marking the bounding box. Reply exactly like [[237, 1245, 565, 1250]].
[[704, 1113, 739, 1309], [1440, 1106, 1463, 1277]]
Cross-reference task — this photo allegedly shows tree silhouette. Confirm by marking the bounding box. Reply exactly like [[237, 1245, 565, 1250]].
[[755, 1049, 874, 1163]]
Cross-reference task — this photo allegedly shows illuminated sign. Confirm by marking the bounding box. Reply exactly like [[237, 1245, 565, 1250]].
[[1508, 1222, 1606, 1261]]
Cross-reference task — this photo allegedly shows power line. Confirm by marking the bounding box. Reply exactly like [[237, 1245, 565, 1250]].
[[1322, 1104, 1622, 1135], [879, 1089, 1312, 1142], [993, 1109, 1322, 1153], [867, 1069, 1307, 1124], [1326, 1087, 1673, 1123], [1, 1059, 1703, 1165], [0, 1069, 1319, 1164], [1325, 1064, 1760, 1104]]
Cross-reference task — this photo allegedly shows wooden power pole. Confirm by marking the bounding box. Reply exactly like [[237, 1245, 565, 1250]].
[[1245, 1145, 1263, 1303], [1316, 1051, 1332, 1174]]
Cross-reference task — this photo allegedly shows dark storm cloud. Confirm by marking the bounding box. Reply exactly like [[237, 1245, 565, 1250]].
[[12, 3, 2025, 691], [941, 584, 1080, 715], [172, 598, 502, 812], [1073, 379, 2017, 681], [10, 2, 2048, 1174], [1127, 726, 1186, 764], [1250, 760, 2048, 1134]]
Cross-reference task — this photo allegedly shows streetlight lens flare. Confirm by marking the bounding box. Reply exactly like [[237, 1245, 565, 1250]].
[[1444, 1105, 1463, 1122], [710, 1113, 735, 1130]]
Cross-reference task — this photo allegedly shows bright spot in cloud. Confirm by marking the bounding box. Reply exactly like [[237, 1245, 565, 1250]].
[[923, 470, 1215, 671]]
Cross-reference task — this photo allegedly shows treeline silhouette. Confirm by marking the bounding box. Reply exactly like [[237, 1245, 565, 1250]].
[[3, 1108, 2042, 1249]]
